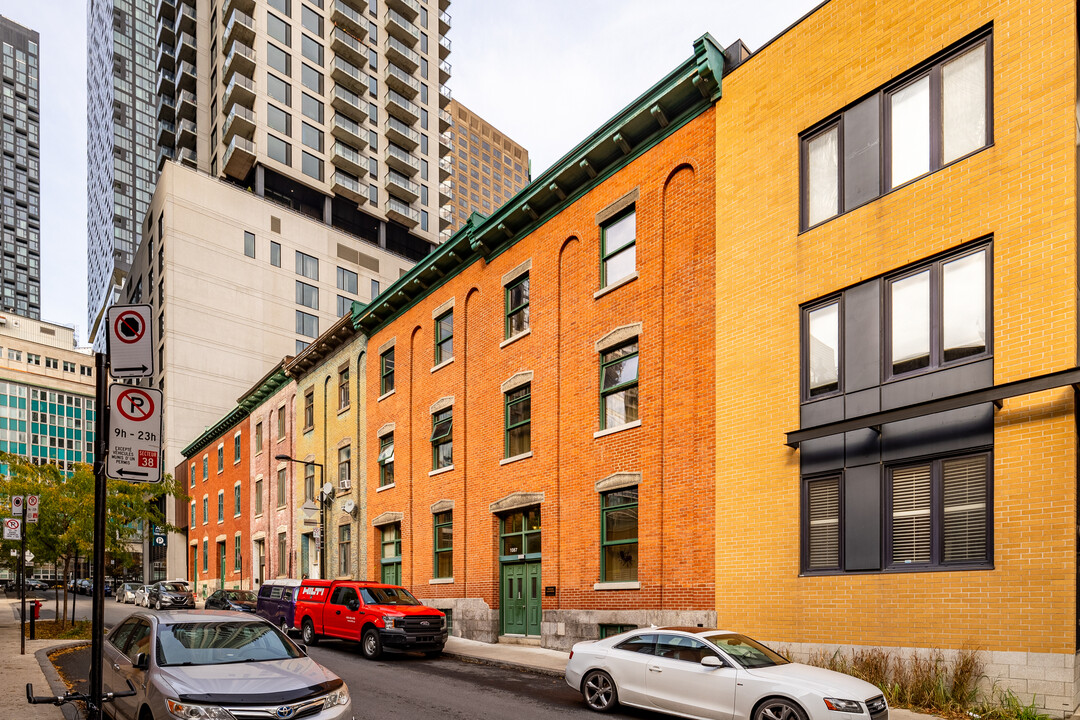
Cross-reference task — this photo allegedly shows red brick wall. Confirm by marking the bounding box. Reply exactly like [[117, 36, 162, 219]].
[[364, 108, 716, 616]]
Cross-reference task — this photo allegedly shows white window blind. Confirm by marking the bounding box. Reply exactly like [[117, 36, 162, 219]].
[[807, 127, 838, 226], [892, 464, 931, 564], [942, 44, 987, 164], [808, 478, 839, 569], [889, 76, 930, 187], [943, 455, 987, 563]]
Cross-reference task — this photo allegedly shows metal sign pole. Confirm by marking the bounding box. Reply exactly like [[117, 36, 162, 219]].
[[19, 513, 25, 655], [89, 351, 109, 720]]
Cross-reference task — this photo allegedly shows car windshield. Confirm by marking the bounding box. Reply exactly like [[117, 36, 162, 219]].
[[703, 634, 789, 669], [227, 590, 257, 602], [157, 622, 301, 666], [162, 583, 188, 592], [359, 587, 421, 606]]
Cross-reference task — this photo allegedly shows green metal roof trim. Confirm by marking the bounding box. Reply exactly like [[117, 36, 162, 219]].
[[353, 33, 725, 336], [181, 365, 291, 458]]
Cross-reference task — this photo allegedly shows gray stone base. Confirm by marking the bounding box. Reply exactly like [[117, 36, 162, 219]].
[[772, 640, 1078, 720], [542, 609, 717, 652], [425, 597, 499, 644]]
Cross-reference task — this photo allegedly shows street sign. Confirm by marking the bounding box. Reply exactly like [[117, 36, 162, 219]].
[[24, 551, 33, 562], [107, 304, 155, 379], [10, 495, 22, 515], [107, 385, 163, 484], [3, 517, 20, 540], [25, 495, 38, 523], [152, 525, 167, 548]]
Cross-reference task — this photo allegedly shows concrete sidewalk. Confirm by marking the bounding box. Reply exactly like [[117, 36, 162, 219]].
[[0, 593, 85, 720]]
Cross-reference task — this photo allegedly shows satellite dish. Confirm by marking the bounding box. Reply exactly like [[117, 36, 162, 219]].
[[342, 499, 356, 515], [321, 482, 335, 499]]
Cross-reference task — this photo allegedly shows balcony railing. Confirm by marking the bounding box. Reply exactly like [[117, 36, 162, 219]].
[[332, 84, 368, 123], [223, 104, 256, 141], [331, 170, 367, 203], [385, 63, 420, 97], [439, 35, 451, 57], [385, 89, 419, 124], [386, 115, 420, 148], [223, 135, 256, 179], [331, 113, 367, 149], [330, 27, 367, 65], [224, 73, 256, 109], [385, 197, 420, 225], [385, 8, 420, 44], [332, 57, 367, 89], [332, 141, 368, 176], [386, 0, 420, 19], [224, 41, 256, 79], [177, 146, 197, 167], [438, 10, 451, 33], [438, 108, 452, 132], [439, 59, 451, 84], [331, 0, 367, 37], [225, 9, 256, 45], [385, 36, 420, 72], [385, 170, 420, 202], [385, 143, 420, 174]]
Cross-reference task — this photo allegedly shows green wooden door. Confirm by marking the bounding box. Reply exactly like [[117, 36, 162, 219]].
[[381, 562, 401, 585], [218, 543, 226, 589], [501, 563, 527, 634], [526, 562, 541, 636], [301, 535, 310, 578]]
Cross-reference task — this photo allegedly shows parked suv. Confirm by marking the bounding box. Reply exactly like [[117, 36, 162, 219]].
[[147, 581, 195, 610], [255, 579, 302, 635]]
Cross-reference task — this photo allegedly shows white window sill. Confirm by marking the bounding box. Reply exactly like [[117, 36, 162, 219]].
[[500, 328, 531, 349], [593, 581, 641, 591], [376, 483, 395, 492], [500, 451, 533, 466], [431, 357, 455, 374], [594, 419, 641, 439], [337, 405, 351, 417], [378, 389, 396, 402], [429, 577, 454, 585], [429, 465, 454, 477], [594, 271, 639, 300]]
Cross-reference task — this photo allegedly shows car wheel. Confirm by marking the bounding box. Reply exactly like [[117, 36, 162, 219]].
[[280, 619, 291, 636], [155, 599, 162, 611], [361, 628, 383, 660], [139, 705, 156, 720], [755, 698, 808, 720], [581, 670, 618, 713], [302, 619, 319, 646]]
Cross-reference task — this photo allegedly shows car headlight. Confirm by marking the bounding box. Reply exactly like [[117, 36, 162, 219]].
[[323, 687, 350, 709], [383, 616, 403, 628], [166, 698, 236, 719], [824, 698, 864, 713]]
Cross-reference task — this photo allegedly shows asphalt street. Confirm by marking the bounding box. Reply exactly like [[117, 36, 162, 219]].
[[16, 588, 143, 627], [46, 612, 665, 720]]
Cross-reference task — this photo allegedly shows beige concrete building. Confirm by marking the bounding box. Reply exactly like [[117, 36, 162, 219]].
[[440, 99, 529, 239], [0, 315, 96, 582], [154, 0, 452, 258], [122, 162, 414, 575]]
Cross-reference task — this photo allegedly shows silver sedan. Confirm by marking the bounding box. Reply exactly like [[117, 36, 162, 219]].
[[102, 610, 353, 720]]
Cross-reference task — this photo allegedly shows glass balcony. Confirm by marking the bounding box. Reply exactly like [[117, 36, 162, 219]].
[[385, 170, 420, 203], [176, 60, 197, 92], [223, 135, 256, 179], [224, 9, 256, 47], [156, 43, 175, 72], [156, 19, 175, 49], [224, 41, 256, 81], [385, 36, 420, 73], [330, 27, 367, 66], [331, 84, 369, 124], [156, 145, 175, 171], [330, 0, 367, 40], [331, 113, 368, 150], [438, 10, 451, 35], [224, 74, 255, 110], [385, 197, 420, 227], [439, 59, 451, 85], [175, 89, 197, 122], [438, 108, 452, 133], [156, 93, 176, 121], [176, 118, 197, 148], [222, 0, 255, 19], [385, 9, 420, 46], [386, 0, 420, 20], [156, 119, 176, 147], [438, 35, 451, 59], [223, 104, 256, 142], [385, 63, 419, 98], [332, 170, 367, 204], [175, 31, 197, 64], [156, 0, 175, 22], [331, 57, 367, 94], [385, 89, 420, 125], [385, 115, 420, 150], [385, 143, 420, 176], [177, 146, 197, 168], [156, 68, 175, 97], [331, 141, 368, 177], [174, 3, 196, 35]]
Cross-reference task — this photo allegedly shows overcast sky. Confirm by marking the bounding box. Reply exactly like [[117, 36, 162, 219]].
[[0, 0, 821, 343]]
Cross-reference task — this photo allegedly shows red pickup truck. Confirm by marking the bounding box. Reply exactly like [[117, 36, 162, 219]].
[[294, 579, 447, 660]]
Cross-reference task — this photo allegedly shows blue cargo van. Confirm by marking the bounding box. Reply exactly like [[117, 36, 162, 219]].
[[256, 579, 302, 634]]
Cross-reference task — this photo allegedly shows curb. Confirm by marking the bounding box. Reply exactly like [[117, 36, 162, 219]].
[[34, 643, 86, 720], [440, 649, 565, 679]]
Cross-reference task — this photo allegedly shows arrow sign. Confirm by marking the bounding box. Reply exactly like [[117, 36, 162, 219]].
[[107, 304, 155, 379], [107, 385, 163, 484]]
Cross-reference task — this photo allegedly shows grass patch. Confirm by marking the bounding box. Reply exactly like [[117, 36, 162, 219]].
[[25, 620, 93, 640], [802, 646, 1052, 720]]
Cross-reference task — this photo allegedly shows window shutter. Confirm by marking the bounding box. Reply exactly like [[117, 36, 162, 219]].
[[807, 478, 839, 569], [892, 464, 931, 564], [942, 455, 987, 563]]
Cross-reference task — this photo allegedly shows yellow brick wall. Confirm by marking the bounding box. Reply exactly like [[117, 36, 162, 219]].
[[714, 0, 1077, 653]]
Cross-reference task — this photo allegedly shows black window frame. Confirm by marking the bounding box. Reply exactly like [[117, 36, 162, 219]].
[[431, 408, 452, 470], [504, 383, 531, 458], [885, 450, 993, 571], [380, 347, 394, 394], [243, 230, 256, 258], [434, 310, 453, 365], [504, 272, 529, 339], [800, 295, 843, 401], [884, 241, 992, 381], [800, 27, 993, 231], [800, 473, 843, 574]]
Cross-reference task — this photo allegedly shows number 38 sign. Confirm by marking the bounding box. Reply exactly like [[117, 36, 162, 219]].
[[107, 385, 163, 484]]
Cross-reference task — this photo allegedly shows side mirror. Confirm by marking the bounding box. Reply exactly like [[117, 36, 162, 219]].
[[134, 653, 150, 671], [347, 600, 360, 612], [701, 656, 724, 668]]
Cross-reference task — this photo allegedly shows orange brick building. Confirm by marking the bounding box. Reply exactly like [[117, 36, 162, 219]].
[[177, 412, 253, 597], [355, 36, 725, 648], [713, 0, 1079, 714]]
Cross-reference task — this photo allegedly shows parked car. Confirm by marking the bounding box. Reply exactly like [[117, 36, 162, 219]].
[[133, 584, 151, 607], [116, 582, 139, 604], [255, 579, 302, 635], [101, 610, 352, 720], [25, 578, 50, 592], [147, 581, 195, 610], [76, 579, 91, 595], [565, 627, 889, 719], [294, 579, 447, 659], [204, 589, 257, 613]]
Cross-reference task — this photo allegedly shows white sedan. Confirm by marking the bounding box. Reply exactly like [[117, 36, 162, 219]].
[[565, 627, 888, 720]]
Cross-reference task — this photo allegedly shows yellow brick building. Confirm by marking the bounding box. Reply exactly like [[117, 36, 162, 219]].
[[286, 315, 369, 580], [715, 0, 1077, 714]]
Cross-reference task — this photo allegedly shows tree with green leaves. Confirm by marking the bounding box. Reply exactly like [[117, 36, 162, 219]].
[[0, 455, 186, 627]]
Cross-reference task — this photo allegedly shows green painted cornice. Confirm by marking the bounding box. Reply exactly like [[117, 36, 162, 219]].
[[353, 34, 726, 336], [284, 313, 362, 379], [181, 360, 291, 458]]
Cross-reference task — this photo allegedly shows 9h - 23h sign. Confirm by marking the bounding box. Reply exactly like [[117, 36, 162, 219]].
[[107, 385, 163, 484]]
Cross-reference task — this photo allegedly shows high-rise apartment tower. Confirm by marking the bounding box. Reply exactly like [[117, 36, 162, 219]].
[[0, 17, 41, 320], [152, 0, 452, 262], [86, 0, 159, 349]]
